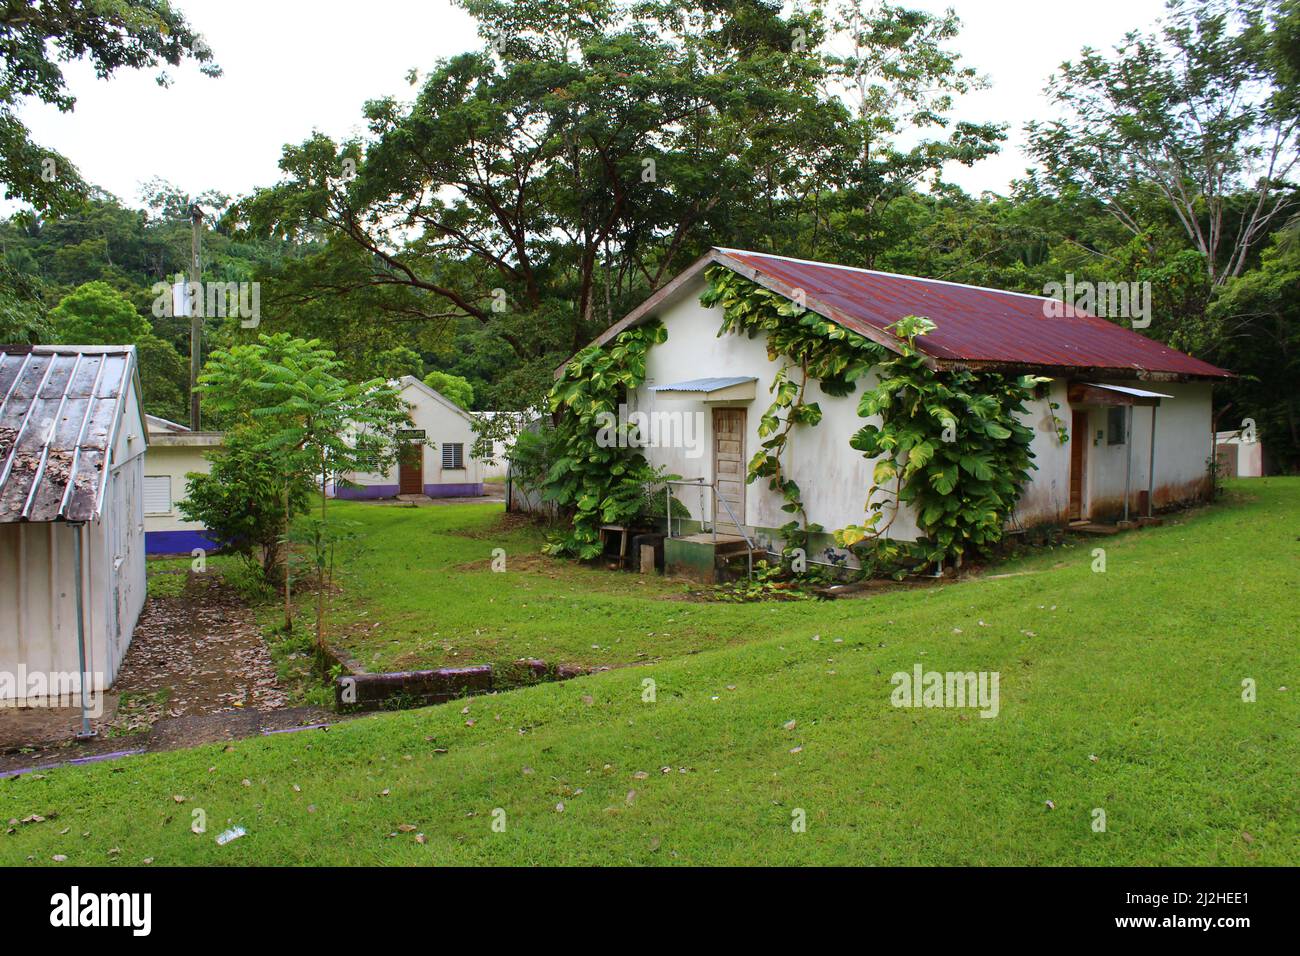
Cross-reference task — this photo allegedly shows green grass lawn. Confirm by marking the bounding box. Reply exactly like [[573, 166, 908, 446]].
[[315, 499, 833, 672], [2, 479, 1296, 865]]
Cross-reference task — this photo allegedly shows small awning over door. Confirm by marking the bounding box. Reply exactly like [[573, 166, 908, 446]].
[[1068, 382, 1173, 406], [649, 376, 757, 402]]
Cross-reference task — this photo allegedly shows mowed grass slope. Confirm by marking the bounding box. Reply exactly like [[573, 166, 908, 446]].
[[320, 499, 830, 671], [2, 480, 1296, 865]]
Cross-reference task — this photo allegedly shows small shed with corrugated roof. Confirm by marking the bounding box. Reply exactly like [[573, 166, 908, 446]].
[[0, 345, 148, 715]]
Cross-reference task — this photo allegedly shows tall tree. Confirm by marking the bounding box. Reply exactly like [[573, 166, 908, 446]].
[[234, 0, 843, 407], [195, 334, 408, 647], [816, 0, 1005, 266], [0, 0, 219, 212], [1206, 224, 1300, 467], [1028, 0, 1299, 285]]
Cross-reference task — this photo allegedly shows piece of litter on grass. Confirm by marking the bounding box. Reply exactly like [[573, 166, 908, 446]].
[[216, 826, 246, 846]]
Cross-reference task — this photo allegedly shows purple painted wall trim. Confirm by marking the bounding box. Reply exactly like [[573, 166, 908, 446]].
[[146, 529, 219, 554], [424, 483, 484, 497], [334, 483, 483, 500], [335, 484, 399, 500]]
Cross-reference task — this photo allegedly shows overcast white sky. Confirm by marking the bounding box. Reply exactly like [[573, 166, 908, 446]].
[[13, 0, 1170, 209]]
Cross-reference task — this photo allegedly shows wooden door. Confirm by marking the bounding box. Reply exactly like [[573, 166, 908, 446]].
[[398, 442, 423, 495], [1069, 411, 1088, 520], [712, 408, 746, 534]]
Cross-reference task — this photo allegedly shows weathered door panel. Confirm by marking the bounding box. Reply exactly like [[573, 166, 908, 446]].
[[712, 408, 746, 533]]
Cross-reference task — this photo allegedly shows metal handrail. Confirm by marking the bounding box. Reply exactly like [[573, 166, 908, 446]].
[[663, 477, 756, 579]]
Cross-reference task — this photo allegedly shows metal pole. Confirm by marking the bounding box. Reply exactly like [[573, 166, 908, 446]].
[[1123, 405, 1133, 523], [72, 522, 94, 739], [665, 486, 671, 538], [1146, 405, 1157, 518], [188, 203, 203, 431], [712, 483, 717, 545]]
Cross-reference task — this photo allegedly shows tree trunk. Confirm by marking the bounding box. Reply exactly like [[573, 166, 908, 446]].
[[316, 452, 327, 652], [283, 481, 293, 632]]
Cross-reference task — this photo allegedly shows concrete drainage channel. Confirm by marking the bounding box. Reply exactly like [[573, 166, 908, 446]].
[[334, 658, 597, 712], [0, 660, 595, 779]]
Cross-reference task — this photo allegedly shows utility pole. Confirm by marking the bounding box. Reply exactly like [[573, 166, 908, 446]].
[[188, 202, 204, 430]]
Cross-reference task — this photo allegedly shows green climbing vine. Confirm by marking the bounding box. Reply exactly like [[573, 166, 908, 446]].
[[541, 320, 672, 559], [699, 265, 887, 561], [835, 315, 1039, 566], [701, 267, 1040, 574]]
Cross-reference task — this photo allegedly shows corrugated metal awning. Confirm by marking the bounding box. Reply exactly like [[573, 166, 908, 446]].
[[1069, 382, 1174, 407], [1084, 383, 1174, 400], [650, 377, 757, 393]]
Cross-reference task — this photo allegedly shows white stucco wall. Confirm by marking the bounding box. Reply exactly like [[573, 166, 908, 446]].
[[1076, 381, 1214, 517], [142, 441, 217, 533], [1011, 379, 1073, 528], [630, 277, 1215, 549], [1215, 431, 1265, 477], [634, 280, 923, 549]]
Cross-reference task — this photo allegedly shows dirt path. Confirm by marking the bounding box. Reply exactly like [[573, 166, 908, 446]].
[[111, 569, 288, 727], [0, 569, 332, 775]]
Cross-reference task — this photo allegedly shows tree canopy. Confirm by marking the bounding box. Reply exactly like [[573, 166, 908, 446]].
[[0, 0, 219, 212]]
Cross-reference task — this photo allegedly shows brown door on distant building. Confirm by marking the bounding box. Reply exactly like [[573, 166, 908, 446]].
[[398, 442, 423, 495], [1069, 410, 1088, 520], [712, 407, 746, 534]]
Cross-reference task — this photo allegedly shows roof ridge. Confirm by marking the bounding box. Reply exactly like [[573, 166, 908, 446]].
[[714, 247, 1088, 309]]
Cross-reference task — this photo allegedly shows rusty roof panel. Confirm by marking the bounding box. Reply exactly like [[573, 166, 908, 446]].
[[716, 249, 1231, 378], [0, 346, 138, 524]]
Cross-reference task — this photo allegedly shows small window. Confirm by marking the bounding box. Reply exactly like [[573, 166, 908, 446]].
[[1107, 406, 1127, 446], [143, 475, 172, 515], [441, 442, 465, 470]]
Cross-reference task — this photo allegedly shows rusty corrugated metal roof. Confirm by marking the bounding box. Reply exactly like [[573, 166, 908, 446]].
[[714, 249, 1231, 378], [0, 345, 138, 523]]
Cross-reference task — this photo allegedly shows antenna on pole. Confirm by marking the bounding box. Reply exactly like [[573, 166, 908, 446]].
[[188, 201, 204, 431]]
